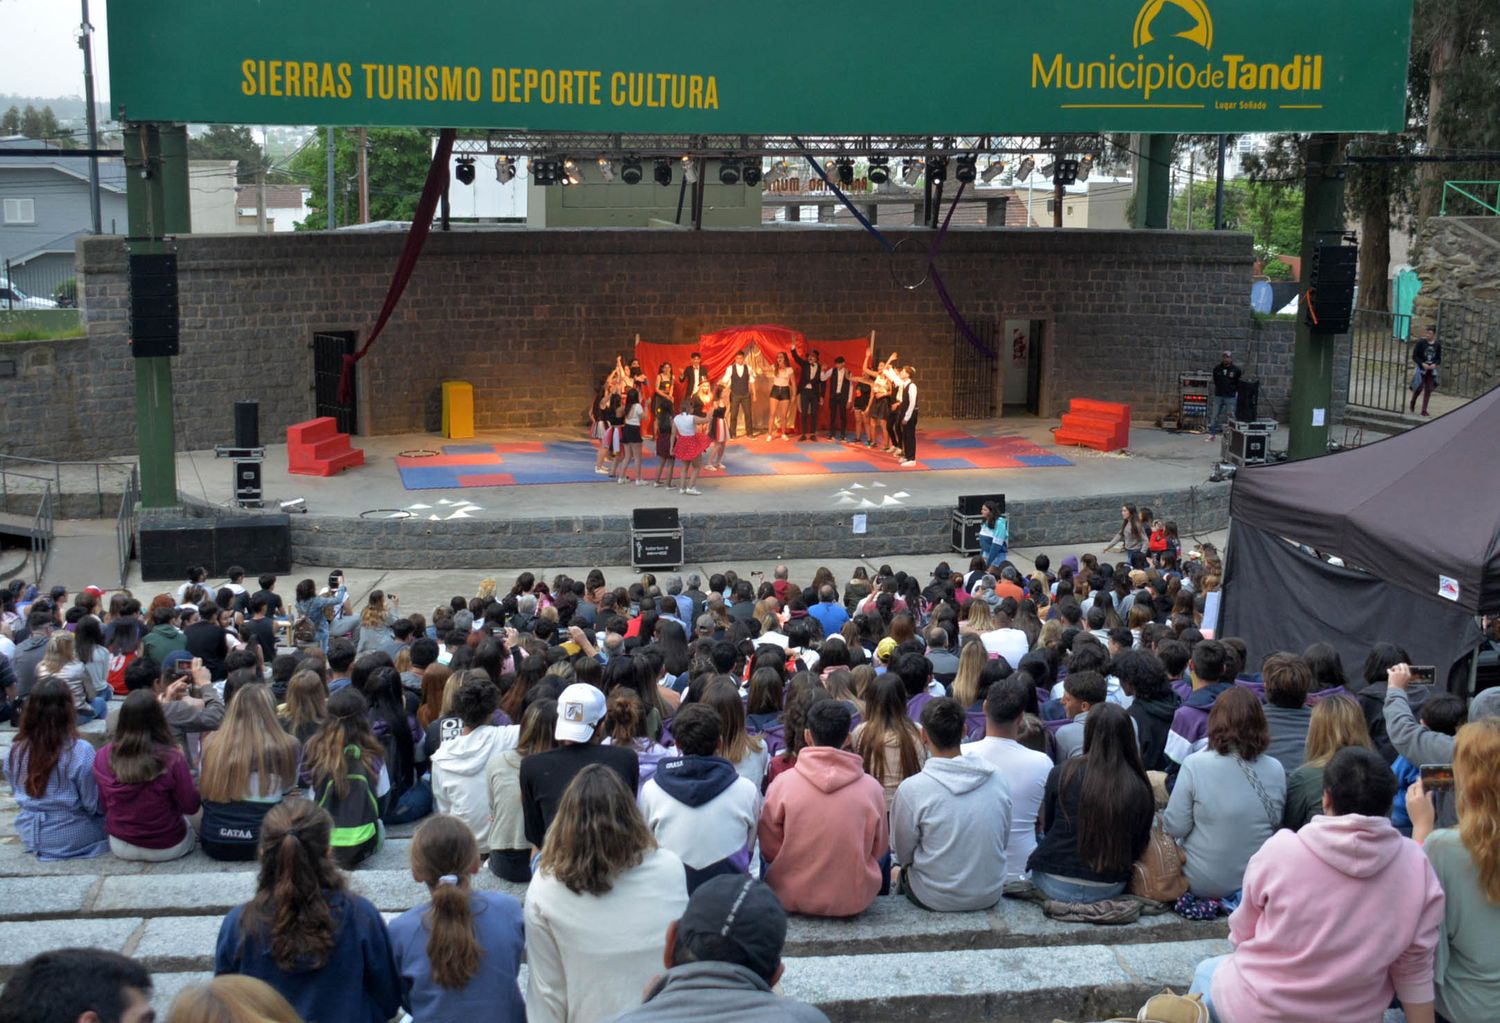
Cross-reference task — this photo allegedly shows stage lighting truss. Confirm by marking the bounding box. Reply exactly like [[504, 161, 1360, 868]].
[[494, 155, 516, 184], [467, 132, 1107, 161], [954, 154, 977, 184], [867, 155, 890, 185], [454, 155, 476, 185]]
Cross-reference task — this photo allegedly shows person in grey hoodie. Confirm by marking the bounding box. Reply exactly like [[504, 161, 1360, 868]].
[[601, 875, 829, 1023], [891, 697, 1012, 912], [1384, 663, 1500, 829], [638, 704, 762, 893]]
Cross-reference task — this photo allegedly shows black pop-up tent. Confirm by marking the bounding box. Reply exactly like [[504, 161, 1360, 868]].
[[1221, 386, 1499, 687]]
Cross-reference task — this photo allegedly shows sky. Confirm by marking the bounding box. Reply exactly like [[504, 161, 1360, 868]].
[[0, 0, 111, 100]]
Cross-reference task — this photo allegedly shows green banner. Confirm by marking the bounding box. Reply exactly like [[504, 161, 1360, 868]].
[[108, 0, 1412, 133]]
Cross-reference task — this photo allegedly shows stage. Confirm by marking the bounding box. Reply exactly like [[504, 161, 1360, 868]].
[[169, 417, 1233, 570]]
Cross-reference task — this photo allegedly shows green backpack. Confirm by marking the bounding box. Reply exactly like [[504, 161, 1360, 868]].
[[315, 744, 383, 868]]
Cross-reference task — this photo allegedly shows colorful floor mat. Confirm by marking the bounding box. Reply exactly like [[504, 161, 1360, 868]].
[[395, 430, 1072, 490]]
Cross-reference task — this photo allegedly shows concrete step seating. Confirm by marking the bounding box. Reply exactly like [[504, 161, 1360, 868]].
[[286, 416, 364, 476], [0, 820, 1229, 1023], [1054, 398, 1131, 453]]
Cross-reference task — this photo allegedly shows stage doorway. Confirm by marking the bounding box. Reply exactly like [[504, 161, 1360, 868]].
[[313, 331, 359, 434], [1001, 319, 1045, 417]]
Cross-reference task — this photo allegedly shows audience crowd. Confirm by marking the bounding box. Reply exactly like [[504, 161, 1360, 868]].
[[1, 548, 1497, 1023]]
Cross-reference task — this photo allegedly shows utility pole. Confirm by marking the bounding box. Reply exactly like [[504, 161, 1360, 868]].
[[357, 128, 370, 224], [1214, 133, 1227, 230], [1186, 150, 1195, 231], [1287, 134, 1348, 460], [256, 126, 268, 233], [79, 0, 102, 234], [325, 127, 336, 229]]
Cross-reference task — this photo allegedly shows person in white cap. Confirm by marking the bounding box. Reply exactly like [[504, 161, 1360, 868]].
[[1208, 350, 1241, 441], [519, 683, 639, 852]]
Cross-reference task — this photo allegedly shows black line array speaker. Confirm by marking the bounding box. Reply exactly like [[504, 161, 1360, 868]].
[[1308, 244, 1358, 335], [128, 252, 180, 358], [138, 514, 291, 581], [957, 494, 1005, 516], [1235, 379, 1260, 422], [632, 507, 680, 531], [234, 401, 260, 449]]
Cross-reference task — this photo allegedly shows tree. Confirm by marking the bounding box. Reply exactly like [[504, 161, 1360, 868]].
[[1164, 177, 1301, 266], [188, 125, 266, 182], [288, 128, 433, 229], [0, 106, 19, 135], [19, 104, 41, 138]]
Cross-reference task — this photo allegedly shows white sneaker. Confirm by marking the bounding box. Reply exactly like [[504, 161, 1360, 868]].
[[684, 487, 702, 495], [635, 480, 648, 486], [594, 466, 609, 475], [900, 460, 916, 467]]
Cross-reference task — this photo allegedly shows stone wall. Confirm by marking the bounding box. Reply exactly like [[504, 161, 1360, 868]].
[[4, 228, 1251, 461], [1242, 317, 1350, 426], [272, 483, 1230, 570], [1413, 215, 1500, 323]]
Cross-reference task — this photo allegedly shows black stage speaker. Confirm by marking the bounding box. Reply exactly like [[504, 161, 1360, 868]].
[[233, 461, 263, 505], [632, 507, 680, 531], [234, 401, 260, 449], [128, 252, 179, 358], [138, 518, 216, 581], [1235, 379, 1260, 422], [213, 514, 291, 575], [1308, 244, 1358, 335], [957, 494, 1005, 516]]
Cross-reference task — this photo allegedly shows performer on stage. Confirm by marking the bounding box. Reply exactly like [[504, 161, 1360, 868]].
[[706, 384, 729, 471], [767, 352, 795, 441], [884, 362, 919, 466], [721, 350, 755, 438], [864, 366, 892, 452], [671, 399, 714, 496], [648, 361, 675, 438], [679, 351, 709, 400], [850, 371, 871, 446], [592, 361, 628, 475], [651, 376, 678, 489], [610, 388, 647, 485], [827, 356, 853, 442], [791, 345, 825, 443]]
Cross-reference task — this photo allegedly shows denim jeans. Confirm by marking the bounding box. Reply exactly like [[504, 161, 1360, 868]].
[[978, 535, 995, 564], [1030, 870, 1126, 903], [1189, 954, 1227, 1023], [381, 777, 433, 826], [1209, 395, 1236, 436]]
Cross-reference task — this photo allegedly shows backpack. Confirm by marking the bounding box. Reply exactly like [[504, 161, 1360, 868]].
[[314, 745, 383, 869], [291, 615, 317, 647], [1129, 811, 1189, 904]]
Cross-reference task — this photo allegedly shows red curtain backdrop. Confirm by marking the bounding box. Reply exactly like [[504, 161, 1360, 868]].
[[635, 326, 872, 420]]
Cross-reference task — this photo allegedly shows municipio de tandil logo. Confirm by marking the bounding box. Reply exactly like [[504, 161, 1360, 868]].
[[1032, 0, 1324, 109]]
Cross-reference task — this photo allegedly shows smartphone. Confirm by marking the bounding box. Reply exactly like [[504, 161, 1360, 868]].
[[1408, 665, 1436, 683], [1419, 764, 1455, 793]]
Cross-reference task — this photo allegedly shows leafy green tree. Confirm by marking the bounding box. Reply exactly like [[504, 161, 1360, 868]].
[[188, 125, 266, 182], [19, 104, 41, 138], [289, 128, 433, 229], [1, 106, 20, 135]]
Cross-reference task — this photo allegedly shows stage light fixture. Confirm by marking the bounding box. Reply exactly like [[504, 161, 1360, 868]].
[[682, 155, 698, 184], [561, 158, 582, 185], [529, 158, 556, 185], [1077, 155, 1094, 182], [954, 155, 977, 184], [654, 158, 673, 186], [866, 156, 890, 185], [1016, 156, 1035, 180], [494, 156, 516, 184], [980, 159, 1006, 184], [1054, 158, 1079, 185], [597, 158, 615, 182], [742, 160, 763, 186], [835, 158, 855, 186], [454, 156, 476, 185], [763, 159, 789, 185], [621, 157, 643, 184], [718, 160, 741, 185], [926, 156, 948, 184], [1038, 160, 1054, 179], [901, 158, 922, 185]]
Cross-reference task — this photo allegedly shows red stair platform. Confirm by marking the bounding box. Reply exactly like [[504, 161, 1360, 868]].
[[1053, 398, 1130, 452], [287, 417, 364, 477]]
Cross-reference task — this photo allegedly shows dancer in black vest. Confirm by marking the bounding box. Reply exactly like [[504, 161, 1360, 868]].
[[791, 345, 825, 442], [885, 364, 920, 465], [721, 351, 755, 438], [826, 357, 853, 441]]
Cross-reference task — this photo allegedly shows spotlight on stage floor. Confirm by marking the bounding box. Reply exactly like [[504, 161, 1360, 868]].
[[279, 497, 307, 514], [654, 158, 672, 186], [621, 157, 643, 184]]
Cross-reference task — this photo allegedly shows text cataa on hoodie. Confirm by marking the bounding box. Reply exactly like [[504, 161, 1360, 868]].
[[758, 745, 888, 917], [430, 724, 518, 847], [891, 754, 1011, 912], [1212, 813, 1445, 1023], [638, 755, 762, 892]]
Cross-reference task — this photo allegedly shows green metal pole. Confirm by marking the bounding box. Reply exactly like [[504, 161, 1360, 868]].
[[157, 124, 192, 234], [125, 123, 187, 508], [1133, 134, 1176, 229], [1286, 133, 1347, 460]]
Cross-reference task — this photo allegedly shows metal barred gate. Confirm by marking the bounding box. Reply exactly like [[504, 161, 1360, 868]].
[[1347, 301, 1500, 413], [951, 318, 999, 419]]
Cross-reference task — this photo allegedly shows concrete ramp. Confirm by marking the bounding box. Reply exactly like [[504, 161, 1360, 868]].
[[38, 519, 118, 591]]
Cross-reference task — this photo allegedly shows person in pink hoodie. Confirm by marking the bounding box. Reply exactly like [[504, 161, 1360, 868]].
[[1190, 745, 1445, 1023], [758, 699, 888, 917]]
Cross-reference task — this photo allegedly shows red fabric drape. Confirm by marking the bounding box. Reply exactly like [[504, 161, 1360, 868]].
[[635, 325, 872, 428], [336, 129, 456, 404]]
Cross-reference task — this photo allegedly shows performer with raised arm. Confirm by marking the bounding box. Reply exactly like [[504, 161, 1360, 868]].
[[592, 360, 628, 475], [671, 398, 714, 496], [883, 361, 919, 466]]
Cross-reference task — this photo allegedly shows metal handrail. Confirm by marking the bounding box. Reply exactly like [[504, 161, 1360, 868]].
[[0, 454, 135, 519], [29, 486, 53, 585], [115, 467, 139, 590], [1440, 181, 1500, 217]]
